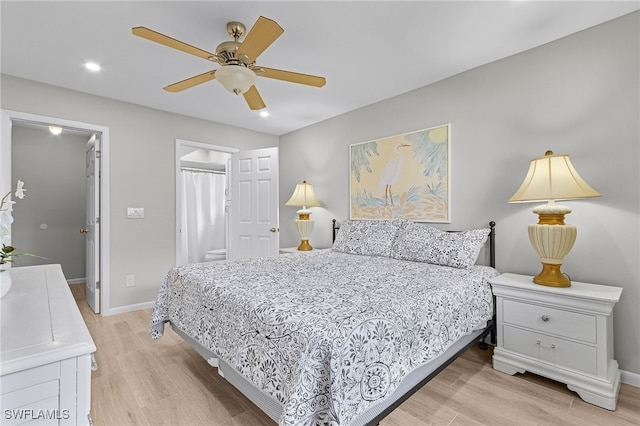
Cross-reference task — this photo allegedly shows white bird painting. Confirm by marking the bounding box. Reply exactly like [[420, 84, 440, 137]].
[[378, 143, 410, 206]]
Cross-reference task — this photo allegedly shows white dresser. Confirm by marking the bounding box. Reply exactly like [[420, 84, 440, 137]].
[[0, 265, 96, 425], [490, 273, 623, 410]]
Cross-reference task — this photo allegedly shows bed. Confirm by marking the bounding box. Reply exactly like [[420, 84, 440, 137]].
[[151, 219, 498, 425]]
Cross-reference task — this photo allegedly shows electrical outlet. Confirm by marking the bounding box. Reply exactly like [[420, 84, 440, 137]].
[[126, 274, 135, 287]]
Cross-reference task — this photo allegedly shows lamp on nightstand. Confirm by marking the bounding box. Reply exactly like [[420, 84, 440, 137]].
[[285, 181, 321, 251], [509, 151, 601, 287]]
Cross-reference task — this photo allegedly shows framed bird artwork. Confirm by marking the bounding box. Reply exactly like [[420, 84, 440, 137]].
[[349, 124, 450, 222]]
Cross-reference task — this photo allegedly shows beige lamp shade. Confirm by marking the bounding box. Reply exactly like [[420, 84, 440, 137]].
[[285, 181, 321, 208], [509, 151, 601, 203]]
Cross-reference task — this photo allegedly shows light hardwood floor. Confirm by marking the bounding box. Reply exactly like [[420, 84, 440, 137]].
[[70, 285, 640, 426]]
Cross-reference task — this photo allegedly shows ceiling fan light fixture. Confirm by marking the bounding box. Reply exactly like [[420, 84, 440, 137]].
[[215, 65, 256, 95]]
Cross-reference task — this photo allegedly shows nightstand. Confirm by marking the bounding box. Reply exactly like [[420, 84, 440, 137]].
[[490, 273, 623, 410]]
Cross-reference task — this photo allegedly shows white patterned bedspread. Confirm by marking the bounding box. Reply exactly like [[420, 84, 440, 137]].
[[150, 249, 498, 425]]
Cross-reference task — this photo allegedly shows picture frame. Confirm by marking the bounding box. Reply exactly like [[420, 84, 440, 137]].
[[349, 123, 451, 222]]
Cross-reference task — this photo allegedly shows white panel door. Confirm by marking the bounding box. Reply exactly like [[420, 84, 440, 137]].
[[227, 147, 279, 259], [85, 135, 100, 313]]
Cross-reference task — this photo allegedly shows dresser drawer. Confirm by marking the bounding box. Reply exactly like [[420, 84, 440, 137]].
[[0, 380, 60, 426], [1, 362, 60, 394], [502, 299, 596, 343], [503, 325, 597, 375]]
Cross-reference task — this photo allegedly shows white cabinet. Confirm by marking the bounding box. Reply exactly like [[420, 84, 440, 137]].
[[490, 273, 622, 410], [0, 265, 96, 425]]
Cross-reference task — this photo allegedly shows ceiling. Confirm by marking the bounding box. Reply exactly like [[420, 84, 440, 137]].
[[2, 1, 638, 136]]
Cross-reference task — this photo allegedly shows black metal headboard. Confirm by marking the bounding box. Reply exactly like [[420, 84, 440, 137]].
[[332, 219, 340, 243], [488, 221, 496, 268], [331, 219, 496, 268]]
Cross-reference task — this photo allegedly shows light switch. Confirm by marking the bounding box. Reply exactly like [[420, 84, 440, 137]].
[[127, 207, 144, 219]]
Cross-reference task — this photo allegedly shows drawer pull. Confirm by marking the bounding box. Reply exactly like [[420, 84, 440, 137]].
[[535, 340, 557, 349], [541, 315, 550, 322]]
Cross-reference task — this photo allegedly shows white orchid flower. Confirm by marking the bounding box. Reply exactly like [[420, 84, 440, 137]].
[[14, 180, 26, 199], [0, 211, 13, 239], [0, 179, 40, 263], [0, 180, 25, 212], [0, 193, 14, 212]]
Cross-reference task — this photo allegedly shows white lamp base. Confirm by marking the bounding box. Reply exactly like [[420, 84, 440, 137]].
[[295, 209, 314, 251], [528, 203, 575, 287]]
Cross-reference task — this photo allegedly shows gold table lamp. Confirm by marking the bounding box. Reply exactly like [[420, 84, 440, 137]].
[[285, 181, 321, 251], [509, 151, 601, 287]]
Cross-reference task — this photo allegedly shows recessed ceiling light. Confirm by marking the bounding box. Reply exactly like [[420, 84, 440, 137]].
[[85, 62, 101, 72], [259, 111, 269, 118]]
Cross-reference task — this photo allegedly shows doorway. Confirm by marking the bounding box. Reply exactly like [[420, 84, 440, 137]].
[[175, 139, 237, 265], [175, 140, 281, 262], [1, 109, 110, 314]]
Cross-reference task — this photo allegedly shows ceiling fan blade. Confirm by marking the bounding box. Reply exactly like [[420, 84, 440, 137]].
[[132, 26, 215, 61], [259, 67, 326, 87], [236, 16, 284, 62], [163, 70, 217, 92], [243, 85, 266, 110]]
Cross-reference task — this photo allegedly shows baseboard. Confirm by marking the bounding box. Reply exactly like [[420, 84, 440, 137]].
[[104, 300, 155, 316], [621, 369, 640, 387], [67, 278, 86, 285]]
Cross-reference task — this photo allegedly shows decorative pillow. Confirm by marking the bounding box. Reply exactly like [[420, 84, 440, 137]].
[[392, 223, 490, 268], [390, 223, 441, 262], [425, 228, 490, 268], [332, 219, 409, 257]]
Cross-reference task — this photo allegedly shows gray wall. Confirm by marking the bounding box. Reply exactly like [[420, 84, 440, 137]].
[[1, 75, 279, 308], [11, 126, 87, 280], [279, 13, 639, 374]]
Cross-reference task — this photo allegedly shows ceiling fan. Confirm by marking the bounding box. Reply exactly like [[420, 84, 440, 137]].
[[132, 16, 326, 110]]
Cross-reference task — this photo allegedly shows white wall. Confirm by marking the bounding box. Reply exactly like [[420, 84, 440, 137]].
[[1, 75, 279, 309], [279, 13, 639, 375]]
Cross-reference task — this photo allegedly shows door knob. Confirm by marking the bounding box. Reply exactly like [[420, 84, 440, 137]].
[[269, 227, 278, 233], [80, 228, 88, 234]]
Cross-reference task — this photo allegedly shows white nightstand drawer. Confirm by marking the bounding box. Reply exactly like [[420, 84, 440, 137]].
[[503, 325, 597, 375], [503, 299, 596, 343]]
